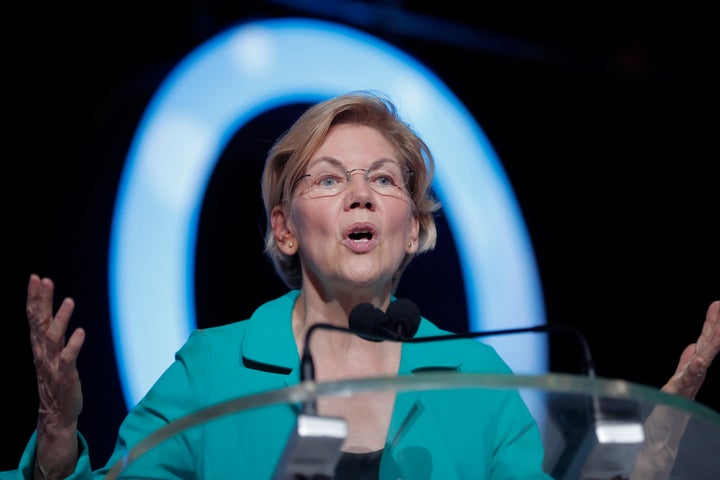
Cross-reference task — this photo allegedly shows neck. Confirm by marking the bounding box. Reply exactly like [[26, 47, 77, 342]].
[[292, 289, 396, 359]]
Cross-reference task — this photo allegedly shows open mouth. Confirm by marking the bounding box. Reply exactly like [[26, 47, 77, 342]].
[[348, 230, 373, 241], [346, 223, 376, 242]]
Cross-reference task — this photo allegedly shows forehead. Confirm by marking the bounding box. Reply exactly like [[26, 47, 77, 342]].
[[310, 124, 398, 165]]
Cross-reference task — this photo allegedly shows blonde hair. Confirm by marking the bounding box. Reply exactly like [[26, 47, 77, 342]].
[[261, 90, 441, 290]]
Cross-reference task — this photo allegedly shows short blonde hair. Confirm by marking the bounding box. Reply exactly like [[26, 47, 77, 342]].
[[262, 90, 441, 290]]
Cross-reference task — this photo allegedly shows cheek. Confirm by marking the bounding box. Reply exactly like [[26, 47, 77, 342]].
[[383, 216, 414, 250], [391, 207, 417, 235], [288, 201, 333, 239]]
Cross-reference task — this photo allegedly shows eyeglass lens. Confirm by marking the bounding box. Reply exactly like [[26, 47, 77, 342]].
[[298, 162, 411, 198]]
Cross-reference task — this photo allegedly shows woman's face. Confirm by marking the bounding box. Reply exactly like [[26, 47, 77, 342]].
[[280, 123, 419, 293]]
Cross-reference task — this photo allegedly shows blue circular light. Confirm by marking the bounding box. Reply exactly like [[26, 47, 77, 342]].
[[109, 18, 546, 408]]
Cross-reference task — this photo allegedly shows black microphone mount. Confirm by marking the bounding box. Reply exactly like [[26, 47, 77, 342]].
[[283, 298, 644, 479]]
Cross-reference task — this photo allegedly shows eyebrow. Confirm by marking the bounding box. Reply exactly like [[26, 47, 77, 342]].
[[307, 156, 400, 170]]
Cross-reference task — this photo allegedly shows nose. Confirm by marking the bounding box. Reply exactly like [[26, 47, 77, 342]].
[[345, 168, 375, 209]]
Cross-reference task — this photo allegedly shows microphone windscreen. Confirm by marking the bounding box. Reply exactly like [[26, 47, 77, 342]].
[[348, 303, 388, 342], [386, 298, 421, 339]]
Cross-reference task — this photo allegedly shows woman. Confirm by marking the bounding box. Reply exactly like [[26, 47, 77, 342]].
[[14, 91, 720, 479]]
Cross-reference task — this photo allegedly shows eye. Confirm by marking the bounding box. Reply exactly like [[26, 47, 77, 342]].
[[368, 168, 400, 187], [316, 171, 345, 188]]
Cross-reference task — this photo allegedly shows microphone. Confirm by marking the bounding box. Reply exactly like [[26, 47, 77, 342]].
[[353, 298, 644, 479], [384, 298, 421, 339], [351, 302, 597, 376], [348, 299, 645, 478], [274, 302, 399, 480], [348, 298, 421, 342], [282, 299, 644, 479]]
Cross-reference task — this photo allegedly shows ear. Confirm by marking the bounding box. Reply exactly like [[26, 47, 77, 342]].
[[406, 215, 420, 254], [271, 205, 297, 255]]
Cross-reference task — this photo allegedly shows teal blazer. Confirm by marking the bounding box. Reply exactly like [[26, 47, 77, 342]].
[[13, 290, 550, 479]]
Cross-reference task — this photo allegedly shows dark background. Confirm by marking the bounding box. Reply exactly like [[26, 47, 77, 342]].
[[5, 0, 719, 471]]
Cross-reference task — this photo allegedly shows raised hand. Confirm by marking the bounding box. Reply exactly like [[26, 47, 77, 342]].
[[26, 274, 85, 479], [631, 300, 719, 479], [660, 300, 720, 400]]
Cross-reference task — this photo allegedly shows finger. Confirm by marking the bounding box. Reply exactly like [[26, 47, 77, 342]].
[[662, 344, 703, 398], [26, 275, 55, 328], [59, 327, 86, 372], [26, 274, 44, 324], [695, 300, 720, 359], [46, 297, 76, 344], [665, 326, 716, 399], [27, 273, 41, 295]]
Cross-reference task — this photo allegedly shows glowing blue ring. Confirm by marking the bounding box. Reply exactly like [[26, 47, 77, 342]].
[[109, 17, 546, 408]]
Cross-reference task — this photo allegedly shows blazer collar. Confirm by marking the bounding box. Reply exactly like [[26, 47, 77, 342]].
[[240, 291, 465, 379], [241, 290, 301, 378]]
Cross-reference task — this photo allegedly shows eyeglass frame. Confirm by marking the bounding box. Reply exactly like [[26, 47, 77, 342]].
[[292, 161, 414, 199]]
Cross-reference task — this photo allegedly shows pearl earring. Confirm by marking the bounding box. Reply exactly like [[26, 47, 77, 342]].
[[288, 241, 294, 248]]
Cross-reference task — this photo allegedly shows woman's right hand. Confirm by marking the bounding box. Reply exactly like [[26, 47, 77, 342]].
[[27, 274, 85, 479]]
